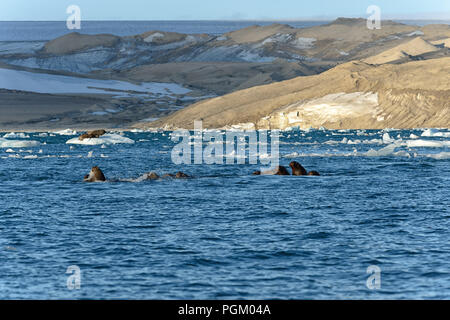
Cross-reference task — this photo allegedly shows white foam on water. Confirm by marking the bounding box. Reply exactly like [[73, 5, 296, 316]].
[[66, 134, 135, 145]]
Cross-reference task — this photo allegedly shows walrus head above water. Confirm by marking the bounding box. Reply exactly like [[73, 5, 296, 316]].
[[308, 170, 321, 176], [175, 172, 190, 178], [83, 166, 106, 182], [289, 161, 308, 176], [161, 172, 190, 179], [145, 172, 160, 180]]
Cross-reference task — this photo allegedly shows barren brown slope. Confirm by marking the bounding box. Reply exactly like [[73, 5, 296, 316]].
[[145, 57, 450, 130], [363, 37, 439, 64], [42, 32, 120, 55], [104, 60, 324, 95]]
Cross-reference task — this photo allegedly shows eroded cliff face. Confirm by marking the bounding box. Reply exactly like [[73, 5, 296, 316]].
[[257, 92, 382, 129], [146, 57, 450, 130], [256, 89, 449, 130]]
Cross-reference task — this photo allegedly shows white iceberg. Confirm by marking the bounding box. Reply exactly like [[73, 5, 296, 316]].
[[54, 129, 77, 135], [382, 132, 395, 144], [66, 134, 135, 145], [424, 152, 450, 160], [421, 129, 450, 138], [366, 144, 398, 157], [405, 139, 450, 148], [3, 132, 30, 139], [0, 138, 40, 148]]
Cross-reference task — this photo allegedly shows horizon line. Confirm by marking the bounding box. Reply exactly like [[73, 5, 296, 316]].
[[1, 17, 450, 22]]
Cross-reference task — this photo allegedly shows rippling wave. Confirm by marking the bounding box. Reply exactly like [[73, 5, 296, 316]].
[[0, 128, 449, 299]]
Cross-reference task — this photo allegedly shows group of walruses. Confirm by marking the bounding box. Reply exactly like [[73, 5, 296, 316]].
[[83, 167, 190, 182], [253, 162, 320, 176], [84, 162, 320, 182], [79, 130, 321, 182]]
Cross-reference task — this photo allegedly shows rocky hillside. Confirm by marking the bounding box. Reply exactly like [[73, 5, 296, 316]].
[[2, 18, 449, 96], [145, 57, 450, 130]]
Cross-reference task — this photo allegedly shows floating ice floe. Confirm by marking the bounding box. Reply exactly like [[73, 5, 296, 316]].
[[3, 132, 30, 139], [53, 129, 77, 135], [0, 138, 40, 148], [424, 152, 450, 160], [405, 139, 450, 148], [421, 129, 450, 138], [382, 132, 396, 144], [365, 144, 410, 157], [66, 134, 135, 145]]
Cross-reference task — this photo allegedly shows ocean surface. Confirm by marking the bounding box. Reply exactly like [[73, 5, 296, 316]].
[[0, 20, 449, 41], [0, 21, 328, 41], [0, 128, 449, 299]]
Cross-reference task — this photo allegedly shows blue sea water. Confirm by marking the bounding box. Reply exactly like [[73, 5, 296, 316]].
[[0, 129, 449, 299], [0, 20, 328, 41], [0, 20, 449, 41]]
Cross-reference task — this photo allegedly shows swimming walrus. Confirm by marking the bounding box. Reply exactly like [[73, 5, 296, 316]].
[[79, 129, 106, 141], [289, 161, 308, 176], [83, 166, 106, 182], [252, 166, 290, 176], [308, 171, 321, 176], [162, 172, 191, 179], [145, 172, 160, 180], [175, 172, 190, 178]]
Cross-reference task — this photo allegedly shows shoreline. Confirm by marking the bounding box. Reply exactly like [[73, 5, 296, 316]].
[[1, 126, 449, 133]]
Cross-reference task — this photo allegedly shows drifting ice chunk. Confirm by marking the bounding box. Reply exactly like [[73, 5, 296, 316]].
[[66, 134, 135, 145], [3, 132, 30, 139], [366, 144, 397, 156], [425, 152, 450, 160], [53, 129, 78, 135], [382, 133, 395, 144], [406, 139, 450, 148], [0, 138, 40, 148], [421, 129, 450, 138]]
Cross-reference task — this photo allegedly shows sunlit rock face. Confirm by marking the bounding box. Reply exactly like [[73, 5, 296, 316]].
[[257, 92, 382, 129]]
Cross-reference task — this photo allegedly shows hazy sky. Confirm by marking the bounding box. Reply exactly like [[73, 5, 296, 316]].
[[0, 0, 449, 20]]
